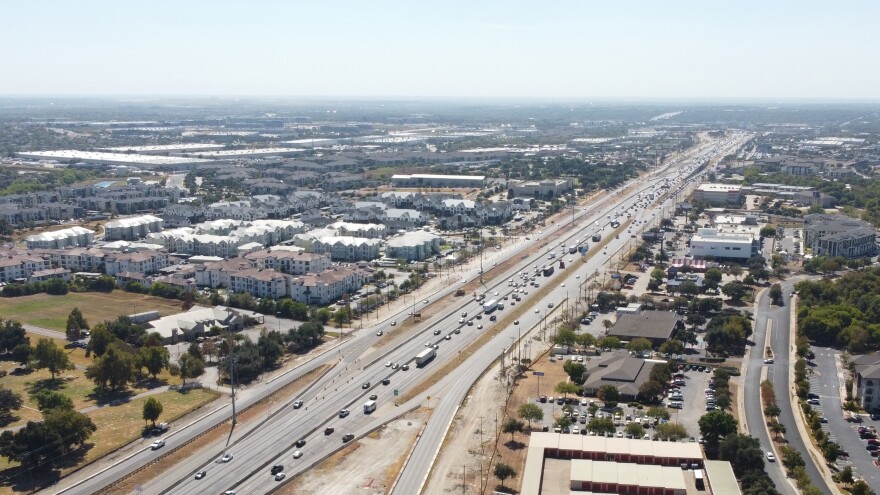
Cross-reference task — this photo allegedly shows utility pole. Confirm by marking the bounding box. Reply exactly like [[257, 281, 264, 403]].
[[462, 465, 466, 495]]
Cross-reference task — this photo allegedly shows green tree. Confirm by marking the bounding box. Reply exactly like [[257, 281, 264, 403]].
[[257, 330, 285, 369], [769, 283, 784, 305], [555, 328, 577, 347], [493, 462, 516, 488], [0, 421, 65, 465], [704, 268, 723, 290], [0, 320, 29, 354], [597, 385, 620, 407], [32, 390, 73, 412], [699, 410, 738, 453], [87, 324, 116, 357], [719, 433, 765, 476], [175, 353, 205, 386], [518, 402, 544, 430], [588, 417, 616, 435], [625, 422, 645, 438], [598, 336, 621, 350], [659, 339, 685, 356], [760, 225, 777, 238], [0, 387, 23, 423], [764, 403, 781, 419], [65, 307, 89, 341], [656, 422, 688, 441], [721, 281, 747, 302], [186, 341, 203, 361], [11, 343, 31, 367], [43, 406, 96, 451], [626, 337, 653, 355], [770, 421, 786, 440], [139, 345, 170, 379], [647, 406, 670, 420], [838, 466, 854, 486], [31, 338, 73, 381], [850, 480, 875, 495], [142, 397, 163, 427], [502, 418, 524, 443], [555, 381, 580, 399], [86, 344, 137, 391], [562, 360, 586, 384]]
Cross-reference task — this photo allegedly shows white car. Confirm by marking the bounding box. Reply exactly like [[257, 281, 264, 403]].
[[220, 453, 234, 463], [390, 321, 397, 326], [766, 452, 775, 462], [150, 439, 165, 450], [292, 451, 303, 459], [385, 361, 392, 367]]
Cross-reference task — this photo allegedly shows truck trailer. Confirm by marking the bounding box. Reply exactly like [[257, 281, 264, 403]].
[[482, 299, 498, 313], [415, 347, 436, 367]]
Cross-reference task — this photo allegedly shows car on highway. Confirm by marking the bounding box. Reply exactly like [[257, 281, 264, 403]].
[[194, 470, 206, 480], [467, 321, 474, 326], [293, 450, 303, 458], [445, 335, 451, 340], [477, 324, 483, 329], [561, 283, 565, 287], [369, 394, 378, 400], [376, 330, 383, 336], [401, 364, 410, 371], [274, 472, 286, 481], [391, 363, 399, 369], [489, 315, 496, 321], [382, 378, 391, 385], [433, 329, 441, 335], [339, 409, 350, 417], [385, 361, 392, 367], [535, 309, 540, 314], [324, 427, 335, 435], [461, 312, 468, 317], [220, 453, 233, 463], [271, 465, 284, 474], [547, 302, 554, 308], [342, 433, 355, 442], [295, 438, 306, 447], [459, 318, 465, 324], [763, 358, 774, 364], [766, 452, 775, 462], [150, 439, 165, 450], [390, 320, 397, 326], [362, 382, 370, 389], [293, 400, 303, 409]]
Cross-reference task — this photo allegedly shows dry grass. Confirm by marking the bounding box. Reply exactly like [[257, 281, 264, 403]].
[[0, 291, 187, 331], [100, 364, 329, 494]]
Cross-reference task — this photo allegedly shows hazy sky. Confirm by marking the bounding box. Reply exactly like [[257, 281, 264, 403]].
[[2, 1, 877, 100]]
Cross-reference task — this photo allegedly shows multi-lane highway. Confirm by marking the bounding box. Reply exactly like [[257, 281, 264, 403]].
[[46, 133, 752, 495]]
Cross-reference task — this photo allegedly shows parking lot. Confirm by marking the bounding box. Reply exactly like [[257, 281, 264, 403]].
[[527, 358, 716, 443]]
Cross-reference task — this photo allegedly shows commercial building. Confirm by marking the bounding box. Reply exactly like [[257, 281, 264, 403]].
[[104, 215, 164, 241], [608, 310, 683, 347], [803, 214, 876, 259], [689, 228, 758, 261], [510, 179, 574, 199], [390, 174, 486, 189], [145, 305, 246, 344], [26, 226, 95, 249], [16, 150, 213, 169], [581, 351, 662, 400], [521, 434, 715, 495], [693, 183, 743, 206]]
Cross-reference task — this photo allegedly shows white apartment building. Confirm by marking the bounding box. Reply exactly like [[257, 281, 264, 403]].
[[0, 254, 51, 283], [243, 249, 332, 274], [227, 268, 290, 299], [49, 248, 106, 272], [26, 226, 95, 249], [104, 250, 170, 276], [329, 221, 387, 239], [103, 214, 164, 241], [688, 228, 758, 261], [311, 236, 382, 261], [384, 231, 443, 261], [288, 266, 369, 305]]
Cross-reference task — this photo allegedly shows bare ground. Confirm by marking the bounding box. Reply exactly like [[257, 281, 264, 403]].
[[280, 409, 427, 495]]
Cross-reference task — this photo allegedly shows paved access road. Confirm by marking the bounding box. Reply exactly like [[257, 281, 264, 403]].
[[752, 281, 832, 494]]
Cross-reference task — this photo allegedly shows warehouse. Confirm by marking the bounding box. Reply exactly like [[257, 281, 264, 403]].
[[390, 174, 486, 188]]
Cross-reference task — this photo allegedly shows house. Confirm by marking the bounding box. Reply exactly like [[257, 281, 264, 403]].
[[581, 351, 661, 400], [608, 311, 683, 347], [146, 305, 246, 344]]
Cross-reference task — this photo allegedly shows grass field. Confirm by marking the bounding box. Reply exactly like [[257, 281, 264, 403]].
[[0, 388, 220, 490], [0, 291, 187, 331]]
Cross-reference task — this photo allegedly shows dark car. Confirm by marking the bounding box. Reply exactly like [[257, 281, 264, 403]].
[[382, 378, 391, 385], [324, 427, 334, 435], [271, 465, 284, 474], [362, 382, 370, 389], [295, 438, 306, 448], [342, 433, 354, 443]]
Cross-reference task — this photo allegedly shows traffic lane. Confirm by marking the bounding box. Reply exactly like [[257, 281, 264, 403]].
[[812, 347, 880, 488], [767, 288, 831, 495], [746, 297, 795, 494]]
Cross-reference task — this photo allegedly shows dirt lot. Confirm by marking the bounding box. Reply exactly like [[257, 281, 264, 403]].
[[281, 409, 427, 495]]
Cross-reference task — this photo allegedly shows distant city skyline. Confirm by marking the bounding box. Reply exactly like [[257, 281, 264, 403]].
[[2, 0, 878, 100]]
